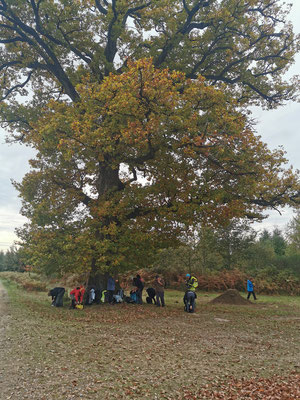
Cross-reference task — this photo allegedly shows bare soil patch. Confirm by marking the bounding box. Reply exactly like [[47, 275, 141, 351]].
[[210, 288, 252, 305]]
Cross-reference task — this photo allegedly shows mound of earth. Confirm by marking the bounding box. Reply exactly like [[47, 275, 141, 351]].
[[210, 289, 251, 305]]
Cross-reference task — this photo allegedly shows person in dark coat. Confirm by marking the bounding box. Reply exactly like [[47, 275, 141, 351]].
[[146, 287, 156, 304], [94, 288, 102, 304], [133, 274, 144, 304], [48, 287, 65, 307]]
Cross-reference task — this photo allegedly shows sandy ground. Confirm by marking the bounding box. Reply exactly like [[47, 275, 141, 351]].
[[0, 280, 13, 397]]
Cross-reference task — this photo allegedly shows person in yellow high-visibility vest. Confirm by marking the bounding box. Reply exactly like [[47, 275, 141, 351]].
[[186, 274, 198, 292], [184, 274, 198, 313]]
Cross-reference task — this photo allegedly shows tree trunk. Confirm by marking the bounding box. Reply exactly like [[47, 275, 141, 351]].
[[86, 163, 124, 289], [87, 257, 106, 291]]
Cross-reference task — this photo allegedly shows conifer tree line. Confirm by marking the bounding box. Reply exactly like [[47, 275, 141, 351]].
[[0, 1, 299, 278], [153, 214, 300, 287], [0, 246, 23, 272]]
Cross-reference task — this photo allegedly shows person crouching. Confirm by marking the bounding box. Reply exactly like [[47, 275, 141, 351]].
[[69, 286, 81, 309], [48, 287, 65, 307]]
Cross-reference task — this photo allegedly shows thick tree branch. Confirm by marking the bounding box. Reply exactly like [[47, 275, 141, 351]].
[[1, 5, 80, 101], [56, 22, 93, 66], [95, 0, 108, 15], [103, 0, 119, 70], [182, 0, 190, 13], [122, 2, 152, 26], [30, 0, 62, 47], [0, 70, 33, 101], [0, 59, 21, 71], [154, 1, 212, 67], [52, 177, 92, 207]]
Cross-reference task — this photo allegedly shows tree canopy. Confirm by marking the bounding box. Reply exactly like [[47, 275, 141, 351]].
[[0, 0, 299, 125], [15, 59, 299, 274]]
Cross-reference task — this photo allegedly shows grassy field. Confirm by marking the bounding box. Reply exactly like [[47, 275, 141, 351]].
[[0, 279, 300, 399]]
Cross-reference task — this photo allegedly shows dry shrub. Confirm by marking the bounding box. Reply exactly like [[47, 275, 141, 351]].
[[131, 268, 300, 295], [22, 280, 47, 292], [121, 269, 158, 289], [195, 269, 247, 292], [254, 277, 300, 295], [0, 271, 47, 292], [166, 270, 300, 295], [121, 269, 248, 292]]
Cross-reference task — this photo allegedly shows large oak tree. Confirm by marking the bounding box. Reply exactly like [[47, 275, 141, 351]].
[[0, 0, 299, 275]]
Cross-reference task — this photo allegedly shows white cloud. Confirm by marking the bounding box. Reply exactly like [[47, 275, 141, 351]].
[[0, 205, 28, 250], [0, 137, 35, 250]]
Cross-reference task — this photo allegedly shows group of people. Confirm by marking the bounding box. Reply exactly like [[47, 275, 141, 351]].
[[48, 274, 257, 311], [183, 275, 257, 312], [130, 274, 165, 307], [47, 285, 85, 308], [119, 273, 197, 312]]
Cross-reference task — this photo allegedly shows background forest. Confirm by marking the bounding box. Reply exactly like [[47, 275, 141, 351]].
[[2, 212, 299, 294]]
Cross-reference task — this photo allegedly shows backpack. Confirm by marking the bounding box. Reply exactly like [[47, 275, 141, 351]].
[[124, 296, 135, 304], [146, 296, 153, 304]]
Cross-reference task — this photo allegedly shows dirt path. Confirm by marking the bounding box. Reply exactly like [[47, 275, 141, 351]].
[[0, 280, 12, 396], [0, 279, 10, 338]]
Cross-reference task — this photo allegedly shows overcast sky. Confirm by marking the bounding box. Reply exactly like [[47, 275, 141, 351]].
[[0, 2, 299, 251]]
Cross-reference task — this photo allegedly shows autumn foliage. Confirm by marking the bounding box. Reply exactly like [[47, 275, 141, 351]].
[[183, 374, 300, 399], [14, 59, 299, 276]]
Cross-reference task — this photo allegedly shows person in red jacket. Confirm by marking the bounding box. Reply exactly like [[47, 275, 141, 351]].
[[70, 286, 81, 309]]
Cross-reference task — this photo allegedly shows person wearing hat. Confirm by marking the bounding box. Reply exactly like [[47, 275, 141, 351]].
[[186, 273, 198, 292], [184, 273, 198, 313]]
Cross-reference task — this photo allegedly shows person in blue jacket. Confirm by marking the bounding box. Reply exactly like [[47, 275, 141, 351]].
[[247, 278, 257, 300]]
